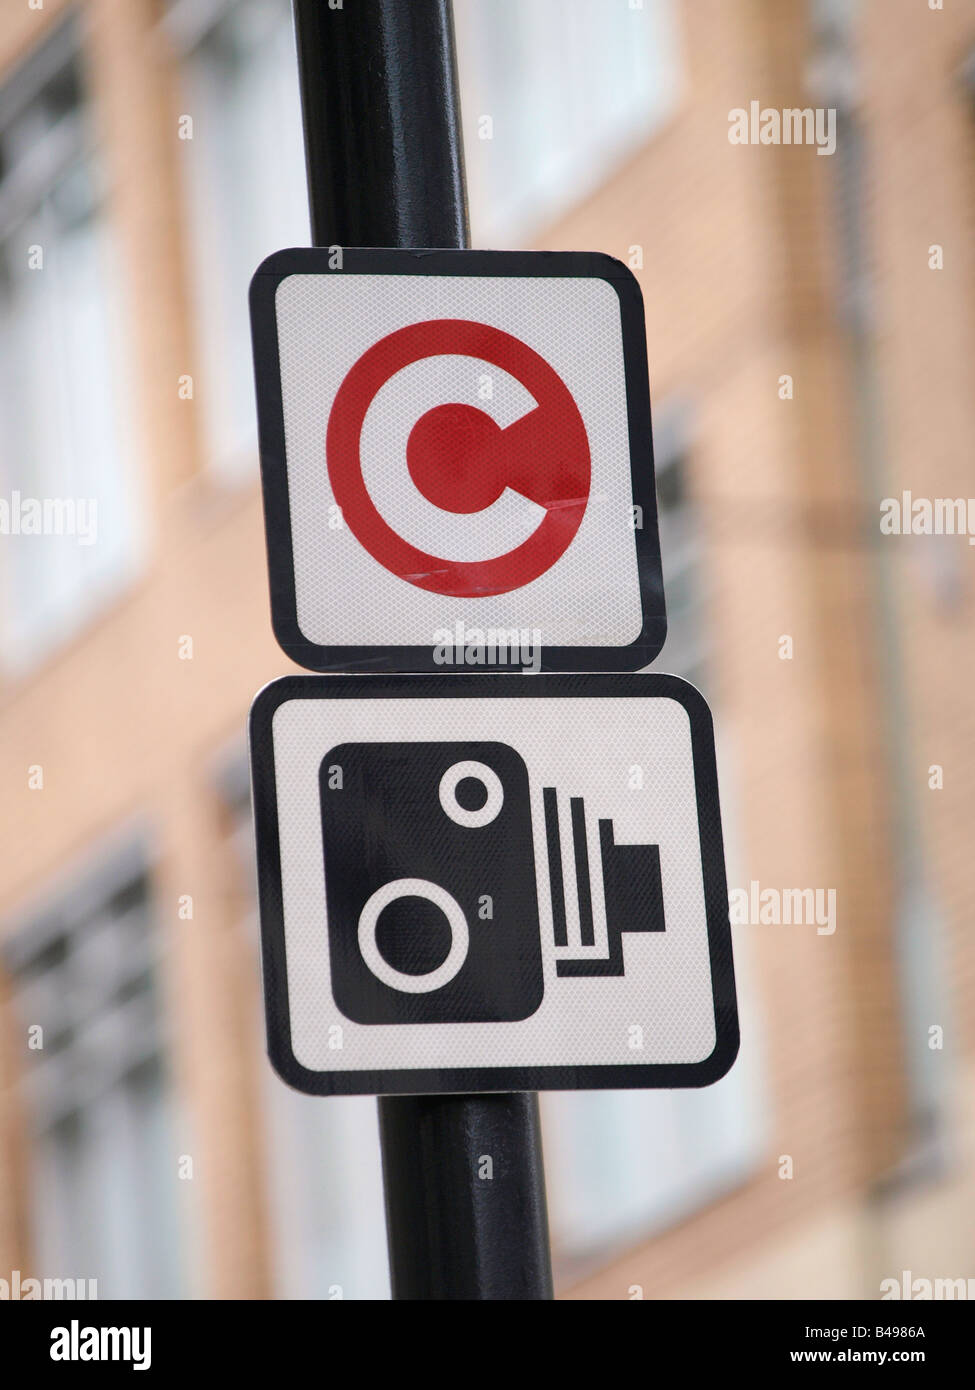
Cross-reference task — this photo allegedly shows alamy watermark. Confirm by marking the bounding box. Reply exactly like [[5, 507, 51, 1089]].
[[433, 621, 542, 672], [50, 1320, 150, 1372], [880, 492, 975, 544], [0, 491, 97, 545], [728, 101, 836, 156], [1, 1268, 97, 1300], [729, 881, 836, 935], [881, 1270, 975, 1300]]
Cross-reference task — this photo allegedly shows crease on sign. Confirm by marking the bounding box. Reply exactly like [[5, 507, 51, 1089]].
[[548, 495, 593, 511]]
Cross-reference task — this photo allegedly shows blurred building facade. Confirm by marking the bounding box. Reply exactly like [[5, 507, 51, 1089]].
[[0, 0, 973, 1300]]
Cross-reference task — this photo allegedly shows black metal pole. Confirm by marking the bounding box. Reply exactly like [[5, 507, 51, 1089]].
[[291, 0, 554, 1301], [378, 1090, 552, 1300], [294, 0, 468, 249]]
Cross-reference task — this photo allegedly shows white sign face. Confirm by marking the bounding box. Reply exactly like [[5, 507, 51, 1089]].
[[249, 673, 738, 1096], [250, 248, 665, 673]]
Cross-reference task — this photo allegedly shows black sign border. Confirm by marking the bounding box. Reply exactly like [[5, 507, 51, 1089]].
[[250, 247, 666, 673], [249, 672, 739, 1096]]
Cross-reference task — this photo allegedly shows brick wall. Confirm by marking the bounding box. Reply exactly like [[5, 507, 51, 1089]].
[[0, 0, 972, 1300]]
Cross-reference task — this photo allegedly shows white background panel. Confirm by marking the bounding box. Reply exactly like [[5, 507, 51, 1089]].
[[271, 694, 717, 1074], [275, 274, 645, 647]]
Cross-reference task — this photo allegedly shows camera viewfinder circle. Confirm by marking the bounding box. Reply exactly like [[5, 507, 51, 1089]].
[[438, 760, 504, 828]]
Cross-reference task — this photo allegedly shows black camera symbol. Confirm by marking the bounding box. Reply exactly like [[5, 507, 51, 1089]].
[[541, 787, 665, 978], [320, 743, 543, 1025], [319, 741, 666, 1026]]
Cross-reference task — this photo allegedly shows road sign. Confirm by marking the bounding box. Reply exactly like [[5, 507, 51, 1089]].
[[250, 248, 665, 673], [249, 672, 738, 1096]]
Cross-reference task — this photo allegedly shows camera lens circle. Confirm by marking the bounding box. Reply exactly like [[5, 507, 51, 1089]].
[[455, 776, 488, 812], [357, 879, 469, 993], [439, 760, 504, 828]]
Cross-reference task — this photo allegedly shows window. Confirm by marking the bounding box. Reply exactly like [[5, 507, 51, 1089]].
[[166, 0, 309, 476], [543, 1050, 764, 1268], [812, 0, 950, 1165], [454, 0, 682, 244], [3, 839, 186, 1298], [653, 402, 704, 685], [216, 751, 390, 1300], [0, 18, 139, 672]]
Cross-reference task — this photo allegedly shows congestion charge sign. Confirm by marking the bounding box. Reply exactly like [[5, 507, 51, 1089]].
[[327, 318, 591, 597], [249, 248, 665, 673]]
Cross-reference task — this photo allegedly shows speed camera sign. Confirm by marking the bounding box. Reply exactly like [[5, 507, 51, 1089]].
[[249, 671, 738, 1097], [249, 248, 665, 672]]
